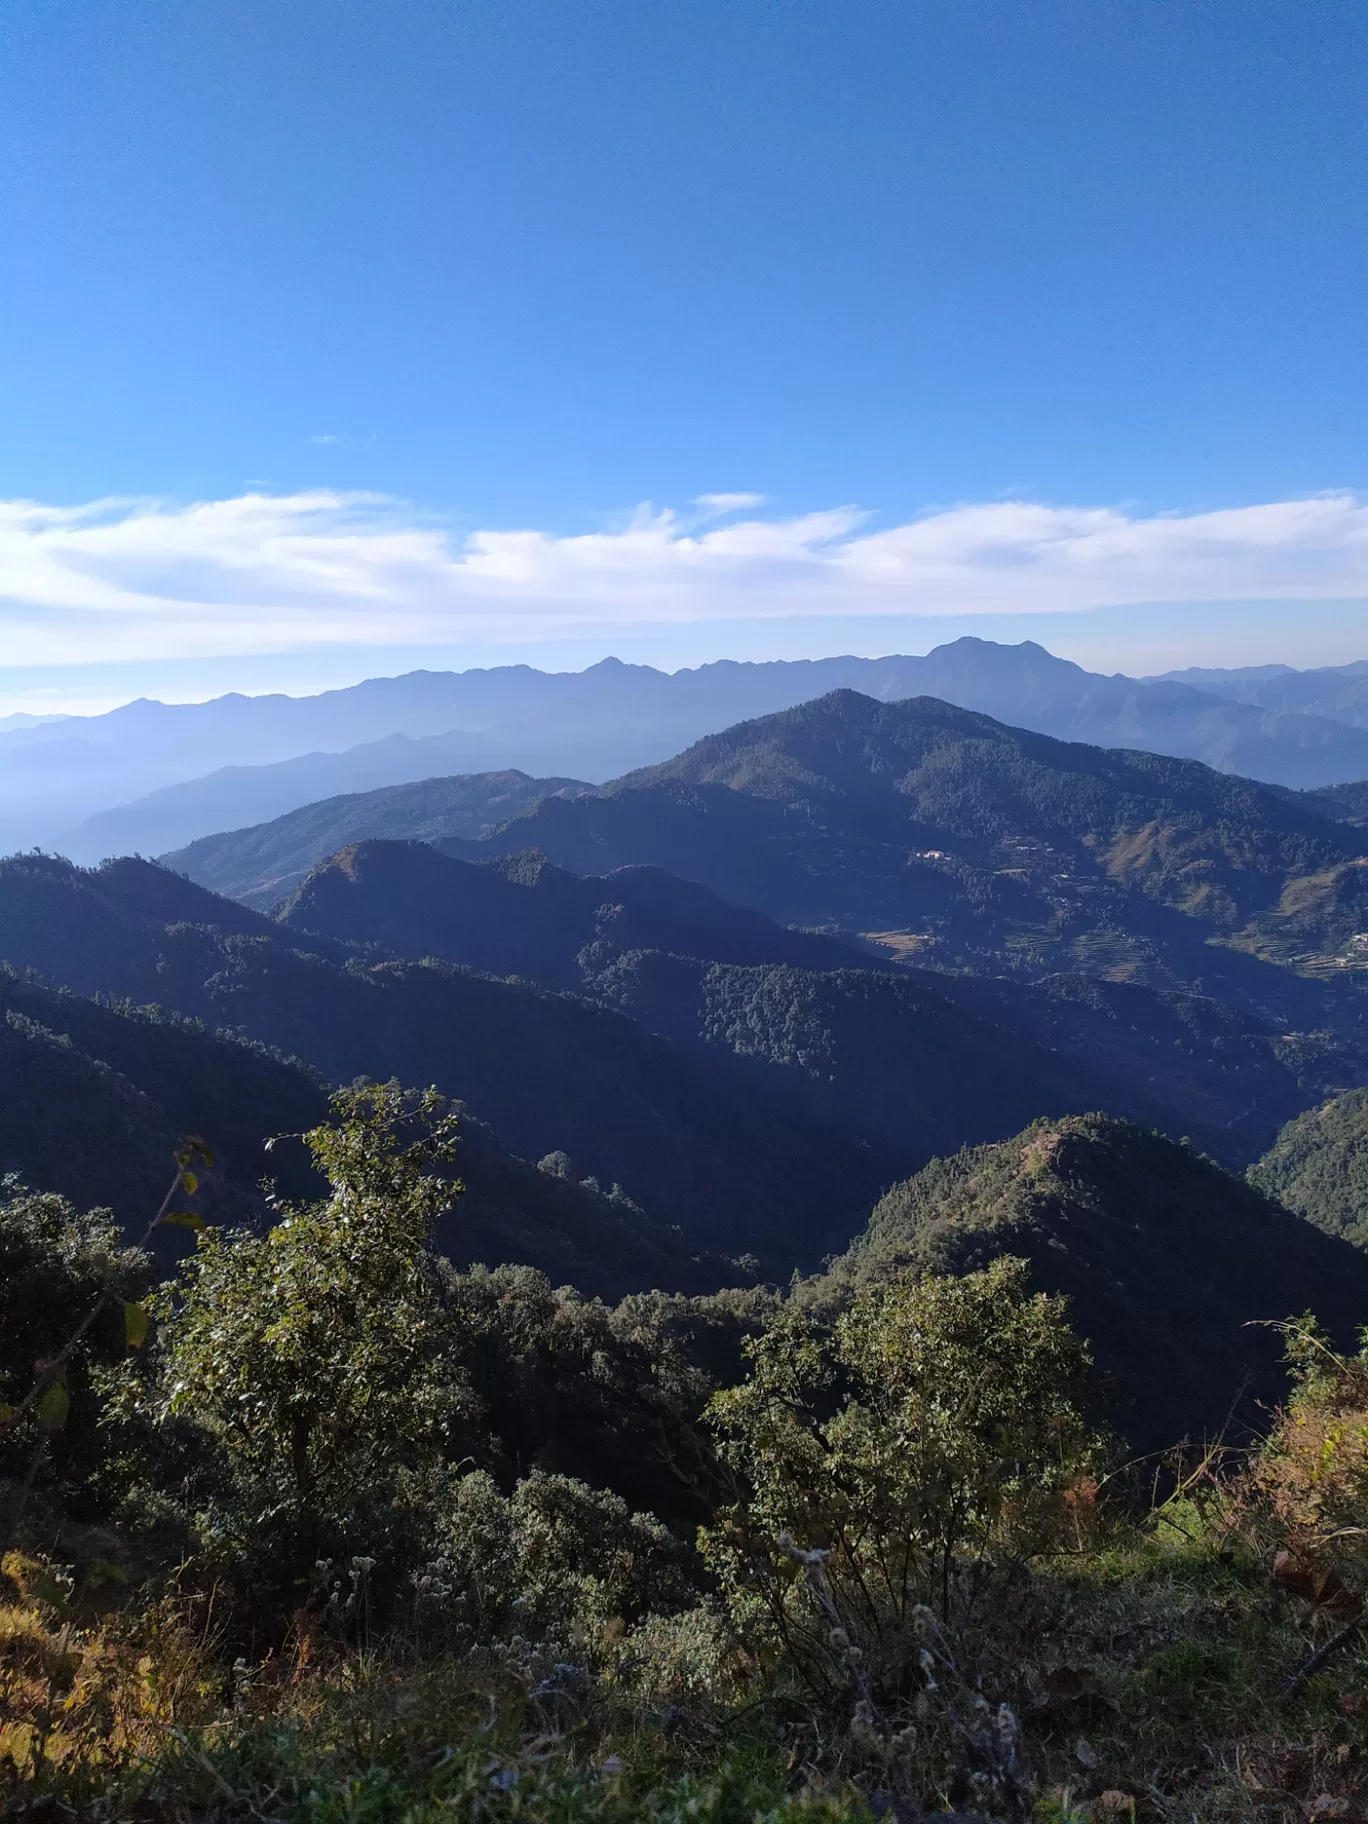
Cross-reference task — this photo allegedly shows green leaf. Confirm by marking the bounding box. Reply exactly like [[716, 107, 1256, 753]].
[[161, 1209, 206, 1232], [179, 1168, 200, 1196], [0, 1401, 16, 1425], [36, 1381, 70, 1432], [124, 1301, 149, 1348]]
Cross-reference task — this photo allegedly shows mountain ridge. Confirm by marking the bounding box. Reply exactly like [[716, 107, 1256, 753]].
[[0, 966, 716, 1298], [163, 770, 593, 907], [18, 637, 1368, 860], [0, 851, 900, 1270]]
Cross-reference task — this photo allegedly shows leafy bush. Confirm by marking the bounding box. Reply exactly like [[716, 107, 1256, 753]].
[[703, 1257, 1099, 1705], [434, 1263, 767, 1530], [21, 1081, 1368, 1819], [419, 1467, 693, 1650]]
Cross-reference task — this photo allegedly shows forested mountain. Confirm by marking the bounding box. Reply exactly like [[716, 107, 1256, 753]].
[[815, 1112, 1368, 1449], [279, 840, 866, 985], [282, 837, 1368, 1165], [0, 970, 326, 1233], [1298, 778, 1368, 828], [598, 951, 1364, 1167], [16, 718, 1368, 1821], [8, 695, 1368, 1430], [9, 839, 1364, 1439], [438, 690, 1368, 1012], [16, 637, 1368, 859]]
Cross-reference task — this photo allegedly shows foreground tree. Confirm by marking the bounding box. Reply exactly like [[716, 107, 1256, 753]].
[[142, 1083, 465, 1583]]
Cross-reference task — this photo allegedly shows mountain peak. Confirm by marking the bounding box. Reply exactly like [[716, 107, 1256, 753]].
[[921, 634, 1086, 674]]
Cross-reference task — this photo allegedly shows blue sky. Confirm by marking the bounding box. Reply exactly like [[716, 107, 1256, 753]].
[[2, 0, 1366, 711]]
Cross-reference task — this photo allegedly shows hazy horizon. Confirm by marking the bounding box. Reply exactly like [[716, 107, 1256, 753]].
[[4, 615, 1368, 723], [2, 609, 1368, 722]]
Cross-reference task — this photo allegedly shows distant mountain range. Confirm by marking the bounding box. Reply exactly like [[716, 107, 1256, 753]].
[[10, 638, 1368, 860], [427, 691, 1368, 1015], [150, 687, 1368, 1160], [11, 678, 1368, 1235], [1152, 659, 1368, 725]]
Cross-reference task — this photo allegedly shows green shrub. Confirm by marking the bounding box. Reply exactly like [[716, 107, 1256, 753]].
[[703, 1256, 1100, 1706], [419, 1467, 693, 1650]]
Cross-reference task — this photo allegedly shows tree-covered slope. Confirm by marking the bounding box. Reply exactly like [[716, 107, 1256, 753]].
[[814, 1113, 1368, 1448], [279, 839, 863, 986], [450, 691, 1368, 1005], [286, 833, 1368, 1162], [0, 967, 718, 1298], [162, 770, 592, 908], [616, 691, 1356, 873], [0, 854, 893, 1269], [272, 837, 1368, 1164], [1296, 779, 1368, 828], [0, 970, 326, 1233], [599, 951, 1365, 1167], [1250, 1087, 1368, 1249]]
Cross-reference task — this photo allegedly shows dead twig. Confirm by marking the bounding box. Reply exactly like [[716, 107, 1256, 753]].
[[1281, 1604, 1366, 1700]]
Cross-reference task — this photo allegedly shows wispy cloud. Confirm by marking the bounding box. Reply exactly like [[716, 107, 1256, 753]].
[[694, 491, 768, 517], [1, 490, 1366, 666]]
